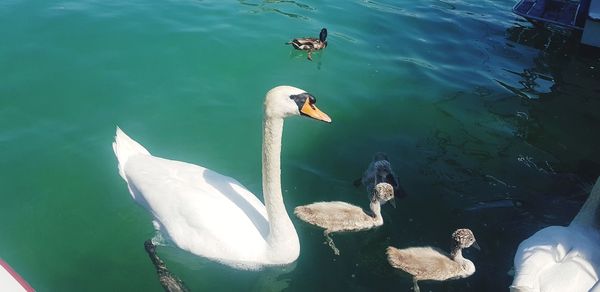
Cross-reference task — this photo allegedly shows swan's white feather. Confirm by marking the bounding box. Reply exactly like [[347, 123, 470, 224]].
[[511, 226, 600, 292], [127, 155, 270, 264], [114, 131, 274, 269], [511, 177, 600, 292], [112, 127, 150, 183]]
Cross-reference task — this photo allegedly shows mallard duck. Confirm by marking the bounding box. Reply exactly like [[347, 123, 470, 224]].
[[113, 86, 331, 270], [286, 28, 328, 60], [294, 182, 395, 255], [387, 228, 480, 292], [354, 152, 407, 199], [510, 177, 600, 292]]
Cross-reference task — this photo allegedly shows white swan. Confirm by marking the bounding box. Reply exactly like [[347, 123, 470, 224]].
[[511, 177, 600, 292], [112, 86, 331, 270]]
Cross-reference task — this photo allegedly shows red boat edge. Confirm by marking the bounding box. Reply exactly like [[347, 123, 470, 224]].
[[0, 258, 34, 292]]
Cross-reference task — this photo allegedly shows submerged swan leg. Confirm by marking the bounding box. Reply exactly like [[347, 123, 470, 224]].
[[144, 240, 189, 292], [307, 50, 313, 61], [412, 278, 420, 292], [323, 230, 340, 256]]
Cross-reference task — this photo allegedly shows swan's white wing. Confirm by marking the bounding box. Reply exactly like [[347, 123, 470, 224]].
[[124, 154, 269, 266], [511, 226, 600, 292]]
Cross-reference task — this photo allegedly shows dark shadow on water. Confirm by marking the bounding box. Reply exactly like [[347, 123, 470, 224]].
[[495, 68, 554, 99], [503, 23, 600, 166], [464, 22, 600, 291]]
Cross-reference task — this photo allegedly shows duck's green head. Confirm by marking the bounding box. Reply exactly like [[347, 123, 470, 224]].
[[319, 28, 327, 42]]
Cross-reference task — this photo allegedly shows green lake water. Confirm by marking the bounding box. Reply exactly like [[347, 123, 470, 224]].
[[1, 0, 600, 291]]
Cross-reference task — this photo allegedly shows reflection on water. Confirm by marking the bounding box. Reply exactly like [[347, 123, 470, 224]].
[[462, 22, 600, 290], [502, 23, 600, 168], [517, 154, 556, 174], [395, 20, 600, 290], [506, 23, 580, 52], [498, 68, 554, 99]]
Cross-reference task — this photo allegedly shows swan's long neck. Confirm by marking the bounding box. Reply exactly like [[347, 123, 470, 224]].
[[570, 177, 600, 230], [262, 116, 299, 262]]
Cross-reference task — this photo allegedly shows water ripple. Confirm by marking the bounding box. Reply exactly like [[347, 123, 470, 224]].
[[358, 0, 406, 15], [238, 0, 314, 19], [395, 57, 437, 70]]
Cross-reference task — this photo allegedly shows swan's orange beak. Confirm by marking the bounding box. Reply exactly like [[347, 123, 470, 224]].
[[301, 99, 332, 123]]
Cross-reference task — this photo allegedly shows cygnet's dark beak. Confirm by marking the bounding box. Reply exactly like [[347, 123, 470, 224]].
[[472, 241, 481, 250], [388, 198, 396, 208]]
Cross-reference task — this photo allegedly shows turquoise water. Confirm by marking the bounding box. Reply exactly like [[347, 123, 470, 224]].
[[1, 0, 600, 291]]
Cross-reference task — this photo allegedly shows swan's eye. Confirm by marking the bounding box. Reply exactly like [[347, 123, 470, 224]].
[[289, 92, 316, 109]]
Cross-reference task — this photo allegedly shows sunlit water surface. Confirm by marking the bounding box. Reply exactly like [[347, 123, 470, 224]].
[[1, 0, 600, 291]]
